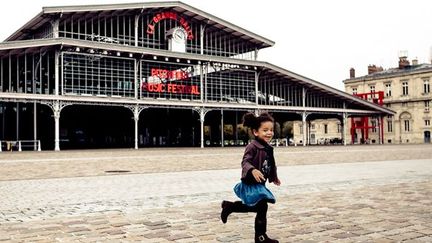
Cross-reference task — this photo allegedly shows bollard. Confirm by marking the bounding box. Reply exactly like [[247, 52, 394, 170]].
[[38, 140, 41, 151], [18, 141, 22, 152], [0, 141, 2, 152]]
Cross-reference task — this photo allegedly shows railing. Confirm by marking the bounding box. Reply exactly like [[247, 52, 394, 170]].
[[0, 140, 41, 152]]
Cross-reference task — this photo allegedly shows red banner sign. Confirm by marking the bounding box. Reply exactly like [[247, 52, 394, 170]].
[[151, 68, 189, 81], [146, 11, 194, 40], [141, 83, 200, 95], [142, 67, 199, 95]]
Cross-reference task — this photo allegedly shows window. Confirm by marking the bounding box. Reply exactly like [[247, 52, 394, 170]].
[[426, 100, 430, 111], [337, 123, 341, 133], [299, 124, 303, 134], [402, 81, 409, 96], [385, 83, 392, 97], [371, 119, 377, 133], [370, 85, 375, 94], [324, 124, 328, 134], [404, 120, 410, 132], [402, 102, 407, 107], [424, 79, 430, 94], [387, 120, 393, 132], [352, 88, 357, 95], [311, 124, 315, 130], [386, 103, 391, 108], [426, 120, 431, 126]]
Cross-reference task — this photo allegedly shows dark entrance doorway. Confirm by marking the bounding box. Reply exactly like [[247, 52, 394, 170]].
[[425, 131, 431, 143]]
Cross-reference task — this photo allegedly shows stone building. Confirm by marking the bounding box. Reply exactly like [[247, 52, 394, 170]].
[[343, 56, 432, 144]]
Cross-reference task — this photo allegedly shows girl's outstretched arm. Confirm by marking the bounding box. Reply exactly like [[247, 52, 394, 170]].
[[273, 178, 281, 186]]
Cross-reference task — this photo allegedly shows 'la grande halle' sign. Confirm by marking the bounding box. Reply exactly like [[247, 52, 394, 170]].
[[146, 11, 194, 40]]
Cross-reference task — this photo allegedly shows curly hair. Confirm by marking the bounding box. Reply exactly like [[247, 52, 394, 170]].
[[242, 112, 274, 131]]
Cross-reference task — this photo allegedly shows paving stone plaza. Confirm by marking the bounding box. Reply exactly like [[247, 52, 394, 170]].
[[0, 144, 431, 242]]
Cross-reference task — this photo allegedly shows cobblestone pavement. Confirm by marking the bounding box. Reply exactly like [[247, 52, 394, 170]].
[[1, 144, 432, 181], [0, 145, 431, 242]]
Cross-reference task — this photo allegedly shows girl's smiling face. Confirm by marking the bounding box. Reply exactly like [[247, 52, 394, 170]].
[[253, 121, 274, 143]]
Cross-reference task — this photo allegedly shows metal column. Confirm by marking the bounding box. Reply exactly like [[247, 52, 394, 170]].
[[302, 87, 307, 146], [53, 102, 61, 151], [134, 107, 139, 149], [302, 112, 307, 146], [127, 105, 146, 150], [255, 71, 259, 104], [16, 103, 19, 141], [134, 15, 139, 47], [343, 112, 348, 146], [198, 108, 209, 148], [380, 115, 384, 144], [34, 102, 37, 150], [54, 51, 60, 96], [51, 19, 59, 38], [199, 64, 203, 102], [200, 24, 205, 55], [221, 109, 224, 147], [134, 60, 138, 99]]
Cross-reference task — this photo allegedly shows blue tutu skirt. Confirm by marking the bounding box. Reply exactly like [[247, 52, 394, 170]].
[[234, 182, 276, 206]]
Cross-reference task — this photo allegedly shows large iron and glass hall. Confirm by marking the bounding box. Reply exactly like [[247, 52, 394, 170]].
[[0, 2, 394, 151]]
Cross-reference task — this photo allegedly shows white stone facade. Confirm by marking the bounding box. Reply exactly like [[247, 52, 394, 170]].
[[343, 62, 432, 144]]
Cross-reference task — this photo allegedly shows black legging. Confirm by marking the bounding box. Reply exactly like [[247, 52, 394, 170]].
[[231, 200, 268, 234]]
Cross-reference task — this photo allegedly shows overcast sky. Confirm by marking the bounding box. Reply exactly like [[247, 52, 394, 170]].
[[1, 0, 431, 90]]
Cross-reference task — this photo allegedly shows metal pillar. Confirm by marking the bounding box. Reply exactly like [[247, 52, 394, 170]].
[[255, 72, 259, 104], [200, 24, 205, 55], [134, 15, 139, 47], [127, 105, 147, 150], [221, 109, 224, 147], [44, 101, 69, 151], [134, 108, 139, 149], [377, 116, 384, 144], [342, 102, 347, 146], [343, 112, 348, 146], [51, 19, 59, 38], [53, 102, 61, 151], [235, 111, 238, 143], [302, 87, 308, 146], [200, 64, 203, 102], [16, 103, 19, 141], [380, 115, 384, 144], [195, 107, 209, 148], [54, 51, 60, 96], [134, 60, 139, 99], [33, 102, 37, 150], [302, 112, 307, 146]]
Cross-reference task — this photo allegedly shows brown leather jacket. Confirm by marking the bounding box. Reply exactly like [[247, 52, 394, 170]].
[[241, 140, 278, 183]]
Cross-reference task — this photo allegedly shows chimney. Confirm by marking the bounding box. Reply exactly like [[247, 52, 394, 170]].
[[349, 68, 355, 78], [398, 50, 410, 69], [412, 58, 418, 66], [399, 57, 410, 69], [368, 64, 378, 74]]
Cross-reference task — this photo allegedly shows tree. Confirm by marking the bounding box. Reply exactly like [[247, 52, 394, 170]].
[[281, 121, 293, 138]]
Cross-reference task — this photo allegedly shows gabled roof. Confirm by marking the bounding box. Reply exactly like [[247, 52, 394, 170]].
[[5, 1, 274, 48], [261, 63, 395, 115]]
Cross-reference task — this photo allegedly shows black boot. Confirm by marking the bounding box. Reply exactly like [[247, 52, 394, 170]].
[[220, 200, 233, 223], [255, 234, 279, 243], [221, 201, 250, 223]]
